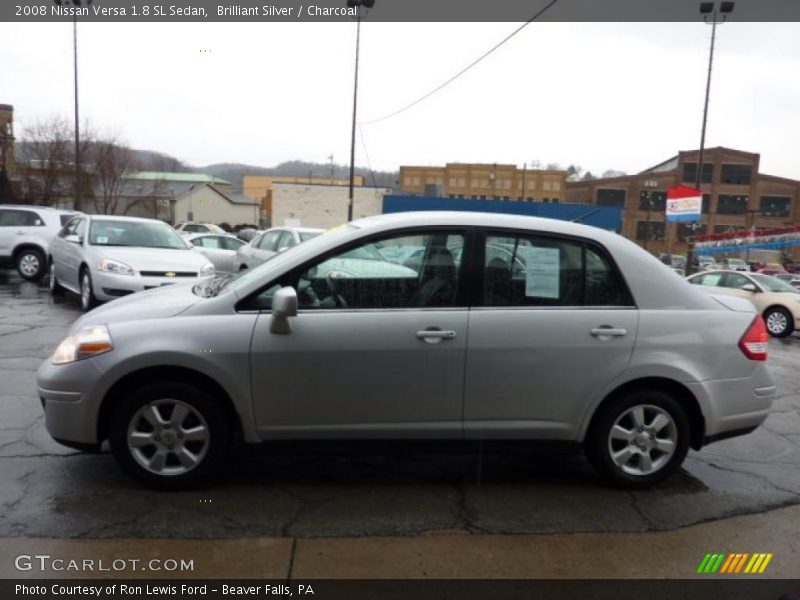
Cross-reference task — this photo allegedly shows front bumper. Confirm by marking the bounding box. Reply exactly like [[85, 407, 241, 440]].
[[93, 271, 203, 302], [38, 357, 105, 447]]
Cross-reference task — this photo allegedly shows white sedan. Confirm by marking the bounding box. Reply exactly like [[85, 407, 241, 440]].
[[186, 233, 246, 274], [235, 226, 323, 271]]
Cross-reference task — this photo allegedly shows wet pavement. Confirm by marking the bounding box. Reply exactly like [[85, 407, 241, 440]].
[[1, 271, 799, 539]]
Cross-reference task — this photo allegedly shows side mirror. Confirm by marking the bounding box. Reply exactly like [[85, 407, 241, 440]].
[[277, 246, 289, 253], [742, 283, 758, 292], [65, 234, 81, 244], [270, 286, 298, 334]]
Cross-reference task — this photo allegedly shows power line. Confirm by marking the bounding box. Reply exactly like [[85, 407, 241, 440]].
[[359, 0, 560, 126]]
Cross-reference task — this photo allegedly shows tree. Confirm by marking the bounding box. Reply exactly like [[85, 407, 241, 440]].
[[86, 136, 138, 215], [566, 164, 584, 181], [602, 169, 627, 178], [17, 117, 73, 206]]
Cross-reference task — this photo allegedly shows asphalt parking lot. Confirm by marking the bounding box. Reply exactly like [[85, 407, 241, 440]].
[[2, 270, 800, 540]]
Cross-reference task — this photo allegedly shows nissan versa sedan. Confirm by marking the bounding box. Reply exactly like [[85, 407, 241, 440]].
[[687, 269, 800, 337], [37, 212, 775, 489], [48, 215, 216, 311]]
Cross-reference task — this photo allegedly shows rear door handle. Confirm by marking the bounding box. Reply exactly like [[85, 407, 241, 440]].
[[416, 329, 457, 344], [591, 327, 627, 338]]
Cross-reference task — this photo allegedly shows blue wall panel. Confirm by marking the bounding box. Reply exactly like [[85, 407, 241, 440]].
[[383, 195, 622, 232]]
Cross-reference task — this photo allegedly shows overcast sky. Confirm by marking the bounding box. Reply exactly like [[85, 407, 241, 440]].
[[2, 21, 799, 177]]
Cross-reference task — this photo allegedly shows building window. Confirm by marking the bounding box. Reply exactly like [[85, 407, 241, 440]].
[[543, 181, 552, 191], [502, 196, 509, 200], [636, 221, 666, 241], [552, 181, 561, 191], [677, 223, 708, 242], [721, 164, 752, 185], [449, 178, 457, 187], [682, 162, 713, 184], [638, 190, 667, 211], [717, 194, 749, 215], [597, 189, 626, 207], [760, 196, 791, 217], [551, 198, 559, 204], [702, 193, 711, 214]]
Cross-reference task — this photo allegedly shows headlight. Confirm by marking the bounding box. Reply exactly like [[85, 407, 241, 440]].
[[52, 325, 113, 365], [98, 258, 136, 276], [200, 263, 215, 276]]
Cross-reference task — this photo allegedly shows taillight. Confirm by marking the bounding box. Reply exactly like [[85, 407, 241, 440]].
[[738, 316, 769, 361]]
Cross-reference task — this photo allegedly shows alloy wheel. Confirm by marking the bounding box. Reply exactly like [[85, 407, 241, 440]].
[[80, 273, 92, 310], [126, 399, 210, 477], [19, 253, 40, 278], [607, 404, 677, 476], [766, 310, 789, 336]]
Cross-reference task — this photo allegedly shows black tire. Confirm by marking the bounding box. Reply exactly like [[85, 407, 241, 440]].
[[109, 381, 230, 490], [585, 389, 690, 488], [763, 307, 794, 338], [49, 259, 65, 296], [15, 247, 46, 281], [79, 268, 97, 312]]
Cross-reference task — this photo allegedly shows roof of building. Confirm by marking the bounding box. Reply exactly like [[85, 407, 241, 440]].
[[125, 171, 233, 186], [175, 183, 259, 206]]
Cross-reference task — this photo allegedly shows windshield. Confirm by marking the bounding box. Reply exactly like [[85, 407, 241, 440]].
[[90, 220, 189, 249], [727, 259, 746, 266], [751, 273, 799, 293]]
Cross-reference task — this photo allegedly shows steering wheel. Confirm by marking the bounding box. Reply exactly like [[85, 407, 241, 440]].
[[297, 279, 321, 307]]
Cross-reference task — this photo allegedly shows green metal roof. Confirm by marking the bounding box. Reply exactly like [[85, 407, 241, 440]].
[[125, 171, 232, 186]]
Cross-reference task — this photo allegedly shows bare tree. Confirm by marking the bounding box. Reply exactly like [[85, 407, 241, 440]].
[[85, 136, 139, 215], [17, 117, 73, 206]]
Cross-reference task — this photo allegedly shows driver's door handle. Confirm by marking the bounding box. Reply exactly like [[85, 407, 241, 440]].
[[416, 329, 457, 344], [590, 327, 627, 338]]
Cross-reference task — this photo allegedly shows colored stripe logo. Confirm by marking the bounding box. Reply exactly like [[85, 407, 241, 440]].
[[697, 553, 773, 574]]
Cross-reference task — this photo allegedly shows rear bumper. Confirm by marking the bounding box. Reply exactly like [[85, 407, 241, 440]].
[[687, 365, 775, 444]]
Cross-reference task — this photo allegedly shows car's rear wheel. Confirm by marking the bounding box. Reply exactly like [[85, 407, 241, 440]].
[[764, 307, 793, 338], [109, 381, 230, 489], [49, 260, 65, 296], [16, 247, 46, 281], [585, 390, 690, 487], [79, 269, 97, 312]]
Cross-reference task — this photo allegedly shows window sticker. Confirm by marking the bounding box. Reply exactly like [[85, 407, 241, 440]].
[[522, 246, 560, 298], [96, 236, 109, 244]]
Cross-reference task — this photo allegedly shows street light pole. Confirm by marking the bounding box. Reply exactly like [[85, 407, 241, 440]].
[[346, 0, 374, 223], [72, 13, 81, 212], [642, 178, 658, 252]]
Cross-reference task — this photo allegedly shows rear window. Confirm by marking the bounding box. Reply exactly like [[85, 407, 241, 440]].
[[59, 214, 75, 226]]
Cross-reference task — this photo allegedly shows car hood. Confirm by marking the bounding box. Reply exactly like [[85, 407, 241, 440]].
[[92, 246, 210, 272], [69, 282, 200, 332]]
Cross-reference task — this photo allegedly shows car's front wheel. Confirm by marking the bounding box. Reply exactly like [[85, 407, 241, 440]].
[[16, 247, 46, 281], [49, 260, 65, 296], [585, 390, 690, 487], [109, 381, 230, 489], [764, 307, 794, 338]]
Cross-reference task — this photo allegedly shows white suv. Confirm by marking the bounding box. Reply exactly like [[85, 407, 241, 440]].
[[0, 205, 79, 280]]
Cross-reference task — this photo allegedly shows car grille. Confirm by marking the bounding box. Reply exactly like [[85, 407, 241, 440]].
[[139, 271, 197, 277]]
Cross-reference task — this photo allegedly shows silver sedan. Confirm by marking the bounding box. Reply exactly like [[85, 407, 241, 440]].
[[48, 215, 215, 311], [235, 226, 323, 271], [186, 232, 246, 274], [38, 211, 774, 489]]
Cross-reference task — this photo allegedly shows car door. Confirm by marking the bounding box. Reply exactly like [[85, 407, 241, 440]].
[[59, 217, 87, 291], [247, 228, 469, 439], [717, 271, 763, 307], [251, 230, 283, 266], [464, 230, 638, 440], [0, 208, 17, 256], [221, 236, 245, 273], [0, 208, 42, 255]]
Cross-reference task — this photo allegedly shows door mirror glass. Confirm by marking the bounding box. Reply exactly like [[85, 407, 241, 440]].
[[65, 234, 81, 244], [742, 283, 758, 292]]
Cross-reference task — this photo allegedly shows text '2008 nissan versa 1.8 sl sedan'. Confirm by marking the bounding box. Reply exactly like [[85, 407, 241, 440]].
[[36, 212, 775, 489]]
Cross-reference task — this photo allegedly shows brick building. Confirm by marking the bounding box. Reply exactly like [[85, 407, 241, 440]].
[[399, 163, 567, 204], [566, 147, 800, 256]]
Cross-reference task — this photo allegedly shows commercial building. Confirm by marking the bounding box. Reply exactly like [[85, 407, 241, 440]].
[[399, 163, 567, 203], [566, 147, 800, 256], [271, 182, 389, 229], [244, 174, 365, 222], [172, 183, 260, 226]]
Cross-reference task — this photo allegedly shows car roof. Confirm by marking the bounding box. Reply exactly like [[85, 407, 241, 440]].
[[0, 204, 78, 213], [86, 215, 165, 224], [185, 232, 239, 239]]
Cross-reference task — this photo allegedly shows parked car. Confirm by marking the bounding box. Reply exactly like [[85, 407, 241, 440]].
[[38, 211, 774, 489], [0, 205, 79, 280], [48, 215, 216, 311], [757, 264, 788, 276], [774, 273, 800, 290], [186, 232, 246, 274], [697, 256, 718, 271], [235, 226, 323, 270], [659, 253, 686, 276], [174, 222, 226, 235], [235, 228, 262, 243], [687, 269, 800, 337], [721, 257, 750, 272]]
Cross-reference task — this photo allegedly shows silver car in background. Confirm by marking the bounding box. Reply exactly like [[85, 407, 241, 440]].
[[186, 232, 246, 274], [38, 212, 774, 489], [48, 215, 215, 311], [236, 226, 323, 271]]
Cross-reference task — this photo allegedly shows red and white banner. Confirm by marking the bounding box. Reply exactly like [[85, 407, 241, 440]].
[[666, 185, 702, 222]]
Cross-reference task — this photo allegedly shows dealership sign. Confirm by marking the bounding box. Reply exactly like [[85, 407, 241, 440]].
[[666, 185, 702, 222]]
